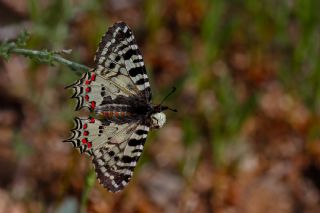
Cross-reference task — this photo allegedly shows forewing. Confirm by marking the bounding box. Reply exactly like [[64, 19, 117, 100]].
[[67, 22, 151, 111], [94, 21, 152, 102], [92, 123, 149, 192], [64, 117, 150, 192]]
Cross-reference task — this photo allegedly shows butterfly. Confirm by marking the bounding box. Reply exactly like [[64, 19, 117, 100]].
[[64, 22, 176, 192]]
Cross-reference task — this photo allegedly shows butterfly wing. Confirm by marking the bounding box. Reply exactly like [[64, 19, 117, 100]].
[[68, 22, 152, 112], [94, 21, 152, 102], [64, 117, 149, 192]]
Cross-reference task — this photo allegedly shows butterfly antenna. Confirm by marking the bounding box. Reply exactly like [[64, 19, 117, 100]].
[[160, 87, 176, 105], [167, 107, 178, 112], [159, 87, 177, 112]]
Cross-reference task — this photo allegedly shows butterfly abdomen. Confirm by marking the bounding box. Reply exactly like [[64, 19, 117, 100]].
[[102, 111, 130, 118]]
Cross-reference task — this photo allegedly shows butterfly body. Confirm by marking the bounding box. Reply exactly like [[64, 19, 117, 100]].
[[64, 22, 173, 192]]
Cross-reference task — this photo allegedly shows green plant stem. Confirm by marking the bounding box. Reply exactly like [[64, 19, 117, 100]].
[[0, 31, 89, 72], [80, 169, 95, 213], [9, 47, 90, 72]]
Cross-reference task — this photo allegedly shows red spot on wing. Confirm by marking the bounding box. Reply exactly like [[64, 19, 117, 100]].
[[90, 117, 95, 123], [91, 101, 96, 109], [83, 131, 89, 136], [83, 123, 88, 129], [85, 87, 91, 93], [91, 74, 96, 81], [87, 142, 92, 148], [85, 80, 91, 85], [82, 138, 88, 144], [85, 95, 89, 101]]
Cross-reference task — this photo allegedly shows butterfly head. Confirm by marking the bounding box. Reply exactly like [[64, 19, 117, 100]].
[[151, 112, 166, 129], [150, 87, 177, 129], [150, 105, 176, 128]]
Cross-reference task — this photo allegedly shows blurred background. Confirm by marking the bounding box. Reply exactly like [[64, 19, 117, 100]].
[[0, 0, 320, 212]]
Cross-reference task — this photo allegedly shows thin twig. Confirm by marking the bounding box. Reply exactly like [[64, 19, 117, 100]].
[[9, 47, 90, 72], [0, 30, 90, 73]]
